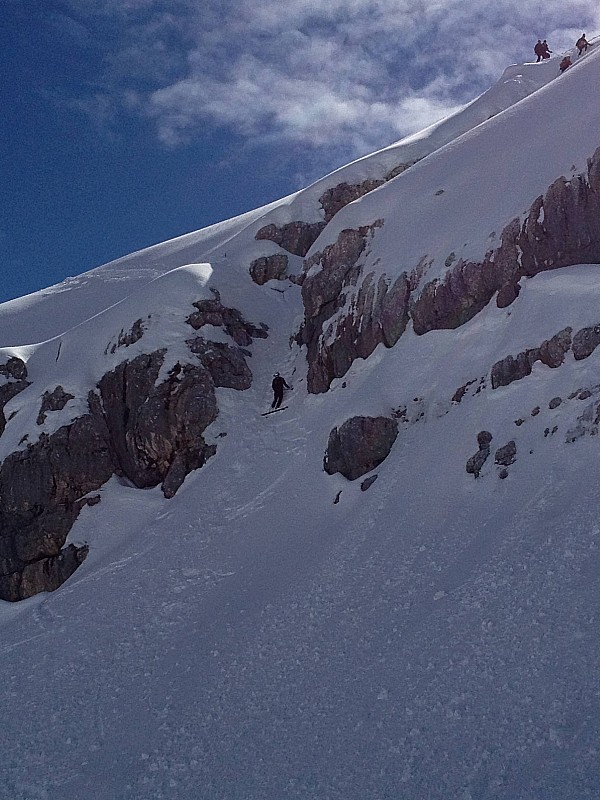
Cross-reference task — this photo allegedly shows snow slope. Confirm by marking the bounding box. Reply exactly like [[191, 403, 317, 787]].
[[2, 45, 600, 800], [0, 47, 572, 347]]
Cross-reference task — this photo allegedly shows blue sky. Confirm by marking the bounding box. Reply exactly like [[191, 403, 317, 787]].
[[1, 0, 597, 304]]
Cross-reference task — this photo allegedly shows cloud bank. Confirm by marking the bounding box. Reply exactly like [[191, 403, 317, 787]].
[[59, 0, 600, 168]]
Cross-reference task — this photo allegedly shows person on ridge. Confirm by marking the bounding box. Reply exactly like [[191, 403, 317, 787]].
[[541, 40, 552, 59], [559, 55, 572, 73], [576, 34, 589, 56], [271, 372, 291, 409], [534, 40, 544, 61]]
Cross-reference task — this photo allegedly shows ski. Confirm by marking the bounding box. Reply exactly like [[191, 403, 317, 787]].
[[261, 406, 288, 416]]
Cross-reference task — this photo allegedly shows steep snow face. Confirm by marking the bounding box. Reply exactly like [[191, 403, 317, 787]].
[[0, 48, 571, 347], [3, 44, 600, 800]]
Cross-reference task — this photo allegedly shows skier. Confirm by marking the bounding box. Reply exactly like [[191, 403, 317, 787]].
[[559, 55, 572, 73], [541, 40, 552, 59], [271, 372, 291, 409], [534, 40, 544, 62], [576, 34, 589, 56]]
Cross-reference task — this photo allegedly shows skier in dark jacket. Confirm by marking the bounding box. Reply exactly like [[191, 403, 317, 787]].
[[534, 40, 544, 61], [576, 34, 589, 56], [541, 40, 552, 59], [271, 373, 291, 409], [559, 55, 572, 73]]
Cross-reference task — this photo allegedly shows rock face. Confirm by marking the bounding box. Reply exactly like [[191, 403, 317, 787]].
[[319, 180, 384, 223], [412, 147, 600, 334], [187, 338, 252, 390], [106, 318, 146, 354], [0, 357, 28, 381], [466, 431, 493, 478], [491, 322, 600, 390], [253, 178, 390, 259], [495, 440, 517, 466], [0, 293, 267, 601], [0, 399, 114, 601], [187, 288, 269, 346], [37, 385, 75, 425], [0, 357, 30, 436], [572, 324, 600, 360], [97, 352, 218, 500], [324, 416, 398, 480], [249, 254, 289, 285], [491, 327, 572, 389], [0, 354, 220, 601], [255, 221, 326, 257], [298, 221, 410, 393]]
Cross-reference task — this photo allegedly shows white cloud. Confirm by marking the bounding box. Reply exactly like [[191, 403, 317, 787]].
[[52, 0, 600, 165]]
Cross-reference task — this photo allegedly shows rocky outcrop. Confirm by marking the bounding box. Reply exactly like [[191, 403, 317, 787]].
[[324, 416, 398, 480], [249, 254, 289, 285], [298, 221, 410, 393], [466, 431, 493, 478], [412, 147, 600, 334], [319, 180, 384, 223], [105, 319, 147, 355], [0, 357, 30, 436], [253, 179, 389, 259], [0, 357, 28, 381], [495, 440, 517, 466], [490, 320, 600, 391], [255, 221, 326, 257], [187, 337, 252, 389], [98, 352, 219, 499], [186, 288, 269, 346], [572, 324, 600, 360], [491, 327, 572, 389], [0, 398, 114, 601], [0, 295, 265, 600], [37, 385, 75, 425]]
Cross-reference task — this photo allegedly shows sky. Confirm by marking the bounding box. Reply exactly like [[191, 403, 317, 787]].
[[1, 0, 598, 305]]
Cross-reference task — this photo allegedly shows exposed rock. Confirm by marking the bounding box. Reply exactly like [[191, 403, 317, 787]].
[[566, 401, 600, 443], [498, 468, 509, 480], [360, 474, 378, 491], [19, 544, 89, 599], [572, 324, 600, 360], [255, 221, 326, 257], [0, 357, 28, 381], [515, 418, 524, 426], [531, 406, 541, 416], [0, 380, 30, 437], [549, 396, 562, 409], [324, 416, 398, 480], [0, 342, 253, 600], [319, 180, 384, 223], [579, 389, 593, 400], [385, 163, 412, 181], [466, 431, 493, 478], [0, 398, 115, 601], [187, 337, 253, 389], [298, 221, 409, 393], [98, 352, 218, 498], [37, 385, 75, 425], [249, 254, 289, 285], [107, 318, 146, 354], [477, 430, 493, 447], [495, 441, 517, 466], [491, 328, 572, 389], [0, 357, 30, 437], [412, 147, 600, 334], [187, 289, 269, 347]]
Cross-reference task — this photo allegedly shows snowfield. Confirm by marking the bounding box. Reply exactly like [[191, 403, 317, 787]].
[[2, 44, 600, 800]]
